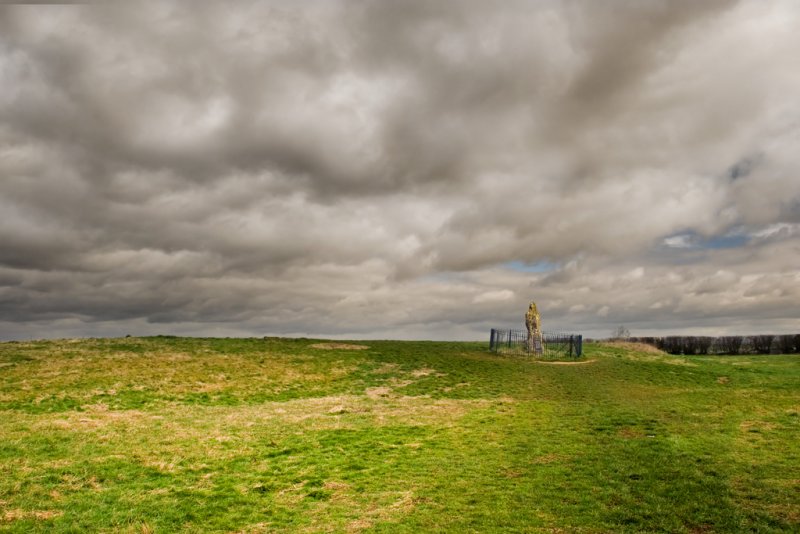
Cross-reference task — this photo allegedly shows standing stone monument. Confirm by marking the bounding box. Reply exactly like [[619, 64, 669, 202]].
[[525, 301, 543, 355]]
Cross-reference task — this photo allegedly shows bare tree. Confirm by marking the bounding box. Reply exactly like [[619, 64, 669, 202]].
[[611, 326, 630, 340]]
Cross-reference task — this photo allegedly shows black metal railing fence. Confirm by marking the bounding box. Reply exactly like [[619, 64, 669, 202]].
[[489, 328, 583, 359]]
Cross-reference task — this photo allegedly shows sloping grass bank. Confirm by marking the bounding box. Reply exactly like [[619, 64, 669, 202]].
[[1, 337, 798, 532]]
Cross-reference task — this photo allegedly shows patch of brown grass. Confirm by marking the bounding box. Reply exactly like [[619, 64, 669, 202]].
[[2, 509, 63, 522], [323, 480, 351, 491], [345, 518, 374, 532], [410, 368, 438, 377], [767, 504, 799, 523], [342, 490, 417, 533], [365, 387, 392, 399], [618, 427, 645, 439], [34, 406, 150, 432], [532, 453, 568, 464], [604, 341, 665, 354], [739, 420, 778, 433], [371, 363, 399, 374], [602, 341, 699, 366], [231, 522, 270, 534]]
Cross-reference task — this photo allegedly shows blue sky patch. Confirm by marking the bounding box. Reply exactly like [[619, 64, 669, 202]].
[[704, 234, 749, 249], [662, 231, 750, 250]]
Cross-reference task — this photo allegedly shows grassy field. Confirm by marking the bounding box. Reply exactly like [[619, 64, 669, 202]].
[[0, 337, 798, 533]]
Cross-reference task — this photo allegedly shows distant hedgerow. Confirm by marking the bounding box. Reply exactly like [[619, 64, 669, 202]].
[[751, 335, 775, 355], [628, 334, 799, 355]]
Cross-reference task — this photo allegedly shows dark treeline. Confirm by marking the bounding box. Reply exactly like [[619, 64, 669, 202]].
[[628, 334, 800, 355]]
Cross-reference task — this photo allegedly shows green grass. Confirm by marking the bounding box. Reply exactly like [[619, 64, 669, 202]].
[[0, 337, 798, 533]]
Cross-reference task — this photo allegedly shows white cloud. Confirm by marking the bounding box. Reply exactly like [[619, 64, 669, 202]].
[[663, 235, 694, 248], [750, 223, 800, 239], [473, 290, 515, 304]]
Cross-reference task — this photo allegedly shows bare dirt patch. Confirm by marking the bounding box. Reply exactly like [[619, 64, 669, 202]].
[[310, 343, 369, 350]]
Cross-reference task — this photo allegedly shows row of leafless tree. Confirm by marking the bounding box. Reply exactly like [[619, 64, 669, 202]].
[[628, 335, 800, 355]]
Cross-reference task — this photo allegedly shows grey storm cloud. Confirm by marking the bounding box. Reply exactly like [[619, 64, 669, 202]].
[[1, 0, 799, 340]]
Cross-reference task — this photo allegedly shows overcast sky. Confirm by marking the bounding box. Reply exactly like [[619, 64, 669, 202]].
[[1, 0, 799, 341]]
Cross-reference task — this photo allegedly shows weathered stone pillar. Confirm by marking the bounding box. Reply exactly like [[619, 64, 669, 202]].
[[525, 301, 543, 355]]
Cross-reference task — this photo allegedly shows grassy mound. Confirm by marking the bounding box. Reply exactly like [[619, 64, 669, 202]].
[[1, 337, 798, 532]]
